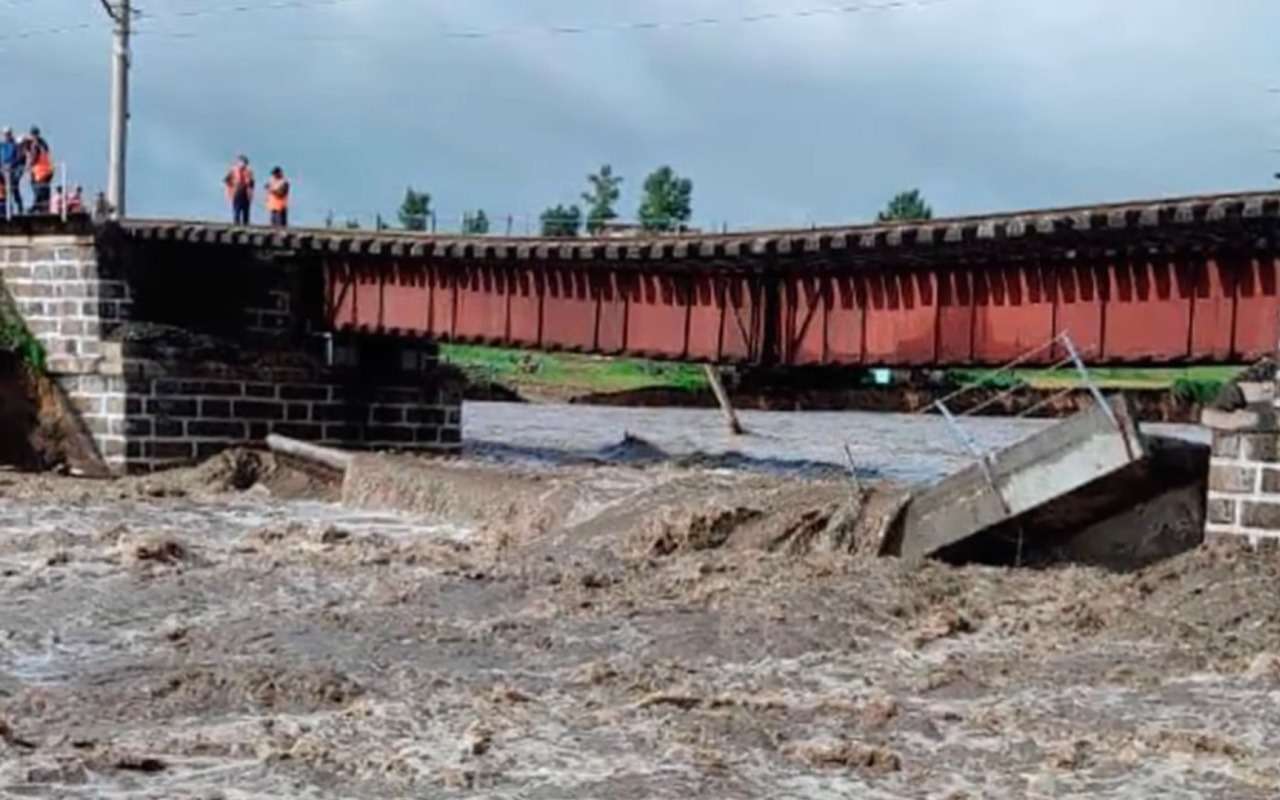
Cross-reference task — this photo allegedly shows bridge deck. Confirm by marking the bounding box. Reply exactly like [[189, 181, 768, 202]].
[[116, 189, 1280, 367]]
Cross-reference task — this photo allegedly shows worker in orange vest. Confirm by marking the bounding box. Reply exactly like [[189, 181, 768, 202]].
[[266, 166, 290, 227], [223, 155, 255, 225], [26, 127, 54, 214]]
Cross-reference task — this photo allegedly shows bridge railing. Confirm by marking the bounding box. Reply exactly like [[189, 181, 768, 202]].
[[3, 162, 79, 223], [919, 331, 1124, 515], [927, 332, 1113, 464]]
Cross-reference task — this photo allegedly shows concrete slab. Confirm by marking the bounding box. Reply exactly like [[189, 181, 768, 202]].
[[891, 395, 1145, 562]]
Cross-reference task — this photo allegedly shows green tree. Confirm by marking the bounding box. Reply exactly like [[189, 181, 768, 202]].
[[582, 164, 623, 234], [398, 187, 432, 231], [344, 218, 361, 230], [638, 166, 693, 232], [540, 204, 582, 238], [877, 189, 933, 222], [462, 210, 491, 235]]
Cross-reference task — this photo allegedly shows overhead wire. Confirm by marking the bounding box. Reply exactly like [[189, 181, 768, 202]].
[[129, 0, 959, 42], [2, 0, 959, 44]]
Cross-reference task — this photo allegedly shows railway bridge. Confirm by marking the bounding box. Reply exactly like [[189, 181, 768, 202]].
[[2, 188, 1278, 473], [122, 188, 1280, 367]]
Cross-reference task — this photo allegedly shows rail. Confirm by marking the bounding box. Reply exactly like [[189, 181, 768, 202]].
[[927, 332, 1112, 450], [3, 161, 77, 223]]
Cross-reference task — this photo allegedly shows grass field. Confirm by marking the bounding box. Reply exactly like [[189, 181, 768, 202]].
[[444, 343, 1245, 402], [441, 344, 707, 396]]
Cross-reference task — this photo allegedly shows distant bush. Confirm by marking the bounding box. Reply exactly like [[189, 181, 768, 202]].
[[1171, 377, 1223, 405]]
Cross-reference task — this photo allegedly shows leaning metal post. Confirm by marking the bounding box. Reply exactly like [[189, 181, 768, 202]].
[[935, 399, 1012, 516], [1062, 332, 1116, 427]]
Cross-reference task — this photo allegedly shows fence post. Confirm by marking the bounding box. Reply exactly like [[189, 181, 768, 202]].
[[60, 163, 68, 222]]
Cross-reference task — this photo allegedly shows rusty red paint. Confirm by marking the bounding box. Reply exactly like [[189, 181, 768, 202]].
[[824, 275, 863, 365], [973, 264, 1054, 364], [541, 268, 597, 351], [1053, 262, 1106, 361], [625, 274, 690, 359], [326, 251, 1276, 367], [1189, 257, 1235, 361], [453, 265, 509, 342], [863, 271, 937, 365], [1102, 257, 1194, 362], [1233, 255, 1279, 361], [686, 276, 723, 362]]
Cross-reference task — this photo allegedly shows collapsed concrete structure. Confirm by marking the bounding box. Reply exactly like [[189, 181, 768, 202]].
[[887, 395, 1210, 570]]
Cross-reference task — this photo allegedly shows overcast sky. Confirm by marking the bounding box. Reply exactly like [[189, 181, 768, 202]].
[[3, 0, 1277, 231]]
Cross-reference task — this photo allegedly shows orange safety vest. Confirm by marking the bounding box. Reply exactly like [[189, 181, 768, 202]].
[[225, 166, 254, 200], [266, 176, 289, 212], [31, 147, 53, 183]]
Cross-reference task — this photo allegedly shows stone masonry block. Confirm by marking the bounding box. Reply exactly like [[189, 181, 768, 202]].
[[234, 401, 285, 421], [1241, 502, 1280, 531], [71, 395, 104, 415], [181, 380, 244, 397], [148, 398, 198, 417], [196, 442, 233, 461], [1262, 469, 1280, 494], [1239, 382, 1276, 405], [366, 426, 415, 443], [371, 406, 404, 424], [1207, 497, 1238, 526], [407, 408, 444, 426], [201, 400, 232, 418], [271, 423, 323, 441], [323, 424, 362, 441], [1202, 407, 1277, 433], [155, 419, 184, 437], [1210, 465, 1258, 494], [1244, 434, 1280, 463], [145, 441, 196, 460], [280, 385, 329, 401], [187, 421, 248, 439]]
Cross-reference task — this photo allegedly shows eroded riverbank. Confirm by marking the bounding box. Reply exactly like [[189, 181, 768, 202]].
[[2, 448, 1278, 798]]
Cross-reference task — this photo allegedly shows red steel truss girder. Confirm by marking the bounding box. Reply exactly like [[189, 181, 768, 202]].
[[324, 253, 1280, 366]]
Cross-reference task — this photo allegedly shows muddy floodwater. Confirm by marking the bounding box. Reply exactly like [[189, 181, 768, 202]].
[[1, 403, 1275, 799]]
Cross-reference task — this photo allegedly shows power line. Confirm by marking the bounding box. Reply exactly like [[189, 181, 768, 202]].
[[131, 0, 960, 43]]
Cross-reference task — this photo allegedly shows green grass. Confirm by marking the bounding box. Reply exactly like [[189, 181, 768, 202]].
[[446, 343, 1244, 404], [947, 365, 1241, 406], [442, 344, 708, 395], [0, 308, 46, 373]]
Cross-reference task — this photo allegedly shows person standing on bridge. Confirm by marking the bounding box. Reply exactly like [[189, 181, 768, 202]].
[[224, 155, 255, 225], [265, 166, 290, 228], [26, 127, 54, 214], [0, 128, 25, 215]]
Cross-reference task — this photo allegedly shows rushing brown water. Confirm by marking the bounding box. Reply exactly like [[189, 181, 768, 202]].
[[0, 404, 1268, 799]]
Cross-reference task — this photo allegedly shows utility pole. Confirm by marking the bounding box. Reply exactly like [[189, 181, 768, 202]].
[[101, 0, 131, 217]]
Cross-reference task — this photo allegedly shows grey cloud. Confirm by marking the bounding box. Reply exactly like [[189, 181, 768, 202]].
[[3, 0, 1278, 229]]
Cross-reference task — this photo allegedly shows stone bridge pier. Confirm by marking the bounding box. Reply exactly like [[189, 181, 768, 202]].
[[0, 219, 463, 474]]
